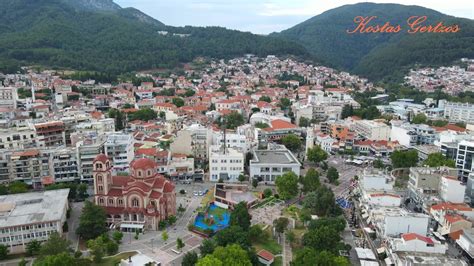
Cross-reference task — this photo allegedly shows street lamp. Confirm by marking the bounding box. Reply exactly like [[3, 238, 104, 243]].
[[151, 238, 154, 253]]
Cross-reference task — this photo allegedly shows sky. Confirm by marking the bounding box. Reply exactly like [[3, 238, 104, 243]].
[[115, 0, 474, 34]]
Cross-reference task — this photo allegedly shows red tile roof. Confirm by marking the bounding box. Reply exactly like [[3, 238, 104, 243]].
[[430, 202, 472, 212], [270, 119, 297, 130], [402, 233, 434, 244], [257, 249, 274, 261]]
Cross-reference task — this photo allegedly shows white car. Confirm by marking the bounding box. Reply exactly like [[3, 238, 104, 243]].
[[198, 191, 203, 196], [193, 191, 198, 196]]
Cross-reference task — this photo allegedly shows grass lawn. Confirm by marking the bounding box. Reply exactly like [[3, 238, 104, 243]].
[[93, 251, 138, 266], [272, 256, 283, 266], [253, 227, 282, 255], [201, 188, 214, 207]]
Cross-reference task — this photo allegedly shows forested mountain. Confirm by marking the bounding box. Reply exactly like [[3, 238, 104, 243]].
[[0, 0, 308, 73], [274, 3, 474, 81]]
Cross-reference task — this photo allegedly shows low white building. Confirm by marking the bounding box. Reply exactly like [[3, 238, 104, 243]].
[[383, 209, 430, 237], [359, 170, 394, 191], [0, 189, 69, 254], [390, 233, 447, 254], [250, 144, 300, 183], [167, 153, 194, 178], [209, 145, 244, 182], [352, 120, 391, 141]]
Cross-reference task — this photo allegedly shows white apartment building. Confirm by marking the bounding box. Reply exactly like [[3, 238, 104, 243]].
[[170, 124, 211, 163], [456, 140, 474, 181], [0, 87, 17, 109], [104, 133, 134, 173], [49, 147, 79, 183], [352, 120, 391, 141], [0, 189, 69, 254], [440, 175, 466, 203], [250, 144, 301, 183], [456, 228, 474, 260], [382, 209, 430, 237], [75, 118, 115, 135], [76, 136, 105, 181], [167, 153, 194, 178], [209, 145, 244, 182], [0, 127, 43, 150], [444, 102, 474, 123]]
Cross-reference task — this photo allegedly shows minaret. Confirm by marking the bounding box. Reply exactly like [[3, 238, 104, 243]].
[[31, 84, 35, 102]]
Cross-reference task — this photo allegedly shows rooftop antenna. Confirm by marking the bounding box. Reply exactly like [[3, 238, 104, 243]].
[[222, 118, 227, 155]]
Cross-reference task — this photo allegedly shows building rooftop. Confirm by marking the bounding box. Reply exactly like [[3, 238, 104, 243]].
[[252, 149, 300, 165], [0, 189, 69, 228]]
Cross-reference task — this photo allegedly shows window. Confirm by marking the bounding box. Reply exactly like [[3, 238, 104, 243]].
[[108, 198, 114, 205], [99, 198, 104, 205], [147, 170, 152, 176], [98, 186, 103, 192], [132, 198, 139, 207], [118, 199, 124, 206], [97, 175, 103, 182]]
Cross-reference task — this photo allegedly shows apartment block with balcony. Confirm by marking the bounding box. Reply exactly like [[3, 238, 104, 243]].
[[209, 145, 244, 182], [49, 147, 79, 183], [34, 121, 66, 147], [104, 133, 134, 174], [76, 136, 105, 181], [10, 150, 42, 185]]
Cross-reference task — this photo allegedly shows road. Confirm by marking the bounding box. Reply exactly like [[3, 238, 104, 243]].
[[66, 201, 84, 251]]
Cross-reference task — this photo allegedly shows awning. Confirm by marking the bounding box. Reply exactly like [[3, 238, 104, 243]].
[[120, 223, 144, 229], [377, 247, 386, 254], [362, 213, 369, 219]]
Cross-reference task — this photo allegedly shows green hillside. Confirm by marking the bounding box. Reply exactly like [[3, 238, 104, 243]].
[[0, 0, 308, 73], [275, 3, 474, 81]]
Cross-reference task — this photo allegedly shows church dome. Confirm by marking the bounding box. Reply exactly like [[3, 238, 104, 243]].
[[130, 158, 157, 178]]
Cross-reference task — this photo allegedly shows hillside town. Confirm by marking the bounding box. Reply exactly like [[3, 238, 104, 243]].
[[0, 55, 473, 265]]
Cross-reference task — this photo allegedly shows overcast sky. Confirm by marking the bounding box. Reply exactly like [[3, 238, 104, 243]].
[[115, 0, 474, 34]]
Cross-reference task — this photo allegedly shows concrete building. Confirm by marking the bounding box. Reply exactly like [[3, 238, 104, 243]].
[[0, 87, 17, 109], [456, 140, 474, 181], [209, 145, 244, 182], [457, 228, 474, 261], [467, 173, 474, 205], [250, 144, 300, 183], [76, 136, 106, 181], [439, 175, 466, 203], [167, 153, 194, 179], [34, 121, 66, 147], [444, 102, 474, 123], [352, 120, 391, 141], [104, 133, 134, 174], [359, 170, 394, 191], [390, 233, 447, 254], [0, 127, 43, 150], [49, 147, 79, 183], [0, 189, 69, 254], [170, 124, 211, 164], [383, 209, 430, 237]]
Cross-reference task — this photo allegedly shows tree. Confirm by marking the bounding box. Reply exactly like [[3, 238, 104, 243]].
[[390, 150, 418, 168], [222, 111, 245, 129], [182, 251, 198, 266], [252, 178, 258, 188], [34, 252, 78, 266], [77, 183, 88, 199], [128, 108, 157, 121], [299, 117, 310, 127], [303, 226, 342, 254], [26, 239, 41, 256], [412, 113, 427, 124], [87, 238, 104, 263], [279, 98, 291, 110], [373, 159, 385, 169], [303, 186, 342, 217], [197, 255, 223, 266], [162, 231, 169, 242], [308, 217, 346, 233], [76, 201, 107, 240], [282, 134, 302, 152], [275, 171, 299, 200], [197, 244, 252, 266], [199, 239, 216, 257], [215, 226, 250, 250], [259, 95, 271, 103], [341, 104, 354, 119], [307, 146, 328, 165], [254, 122, 269, 129], [263, 188, 272, 198], [292, 248, 349, 266], [0, 244, 8, 260], [327, 167, 339, 184], [230, 202, 251, 230], [238, 173, 246, 183], [172, 97, 185, 107], [18, 258, 28, 266], [108, 108, 125, 130], [8, 181, 28, 194], [39, 232, 71, 257], [248, 225, 264, 242], [287, 230, 296, 244], [300, 168, 320, 193], [112, 231, 123, 244], [274, 217, 289, 234], [423, 152, 455, 167], [176, 238, 185, 250]]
